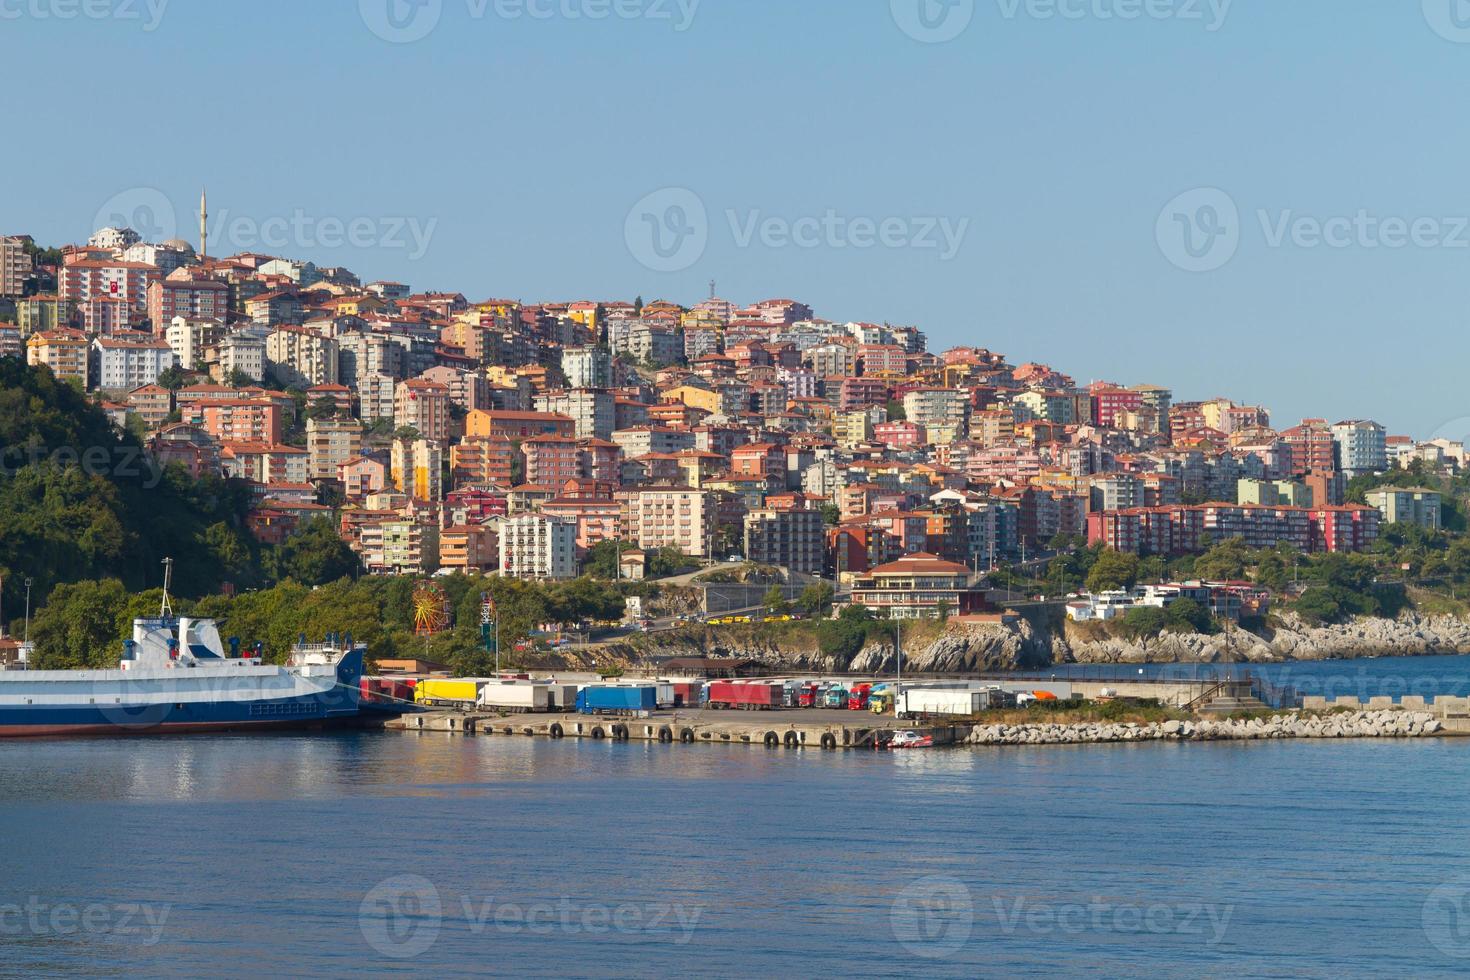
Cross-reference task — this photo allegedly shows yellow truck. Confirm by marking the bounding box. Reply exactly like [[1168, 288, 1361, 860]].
[[414, 678, 486, 707], [869, 691, 894, 714]]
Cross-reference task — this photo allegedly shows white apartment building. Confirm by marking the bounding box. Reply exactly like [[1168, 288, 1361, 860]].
[[561, 345, 613, 389], [498, 514, 578, 580], [91, 336, 176, 391], [217, 332, 266, 382]]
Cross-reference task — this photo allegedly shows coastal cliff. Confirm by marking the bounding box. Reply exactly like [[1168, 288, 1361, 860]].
[[584, 611, 1470, 673], [1059, 612, 1470, 664]]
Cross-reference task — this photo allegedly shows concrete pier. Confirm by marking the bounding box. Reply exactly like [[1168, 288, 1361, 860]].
[[384, 708, 964, 749]]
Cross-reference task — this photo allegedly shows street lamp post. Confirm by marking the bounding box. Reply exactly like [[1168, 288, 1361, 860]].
[[23, 578, 32, 645]]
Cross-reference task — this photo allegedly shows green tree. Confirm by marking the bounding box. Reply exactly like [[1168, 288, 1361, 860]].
[[1085, 550, 1141, 593], [1116, 605, 1167, 640], [29, 578, 130, 669], [797, 581, 835, 617], [1162, 597, 1213, 634], [267, 517, 359, 586]]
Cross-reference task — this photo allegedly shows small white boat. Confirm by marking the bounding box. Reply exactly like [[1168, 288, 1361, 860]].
[[888, 730, 934, 749]]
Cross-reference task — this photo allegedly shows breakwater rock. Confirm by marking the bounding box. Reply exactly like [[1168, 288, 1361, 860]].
[[963, 710, 1444, 745]]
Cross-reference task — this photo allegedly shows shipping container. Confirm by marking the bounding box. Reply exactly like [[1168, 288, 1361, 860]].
[[476, 683, 553, 712], [414, 678, 487, 706], [705, 680, 784, 710], [576, 685, 658, 715]]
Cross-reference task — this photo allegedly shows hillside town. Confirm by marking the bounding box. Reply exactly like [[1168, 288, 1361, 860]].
[[0, 221, 1449, 622]]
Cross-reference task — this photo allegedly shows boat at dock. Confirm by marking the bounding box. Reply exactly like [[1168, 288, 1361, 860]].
[[0, 615, 377, 737], [887, 730, 935, 749]]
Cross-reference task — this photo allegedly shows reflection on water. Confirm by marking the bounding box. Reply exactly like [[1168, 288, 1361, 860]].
[[2, 713, 1469, 976]]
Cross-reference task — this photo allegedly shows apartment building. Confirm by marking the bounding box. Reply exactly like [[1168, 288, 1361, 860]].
[[498, 513, 578, 580], [0, 235, 33, 296], [394, 378, 451, 442], [306, 416, 364, 481], [622, 488, 717, 558], [1331, 419, 1387, 479], [1364, 488, 1442, 530], [744, 507, 825, 573], [265, 326, 338, 387], [26, 329, 90, 384]]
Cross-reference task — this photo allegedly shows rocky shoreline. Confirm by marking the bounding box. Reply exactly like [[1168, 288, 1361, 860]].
[[963, 710, 1446, 746], [1060, 612, 1470, 665], [590, 611, 1470, 674]]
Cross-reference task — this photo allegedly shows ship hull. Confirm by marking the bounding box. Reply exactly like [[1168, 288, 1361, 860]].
[[0, 649, 391, 738], [0, 693, 374, 738]]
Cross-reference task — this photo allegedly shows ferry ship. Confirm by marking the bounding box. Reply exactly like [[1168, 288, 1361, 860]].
[[0, 563, 383, 736], [0, 616, 374, 737]]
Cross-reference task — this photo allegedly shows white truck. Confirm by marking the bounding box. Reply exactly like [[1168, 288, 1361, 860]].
[[898, 688, 990, 719], [477, 682, 554, 713]]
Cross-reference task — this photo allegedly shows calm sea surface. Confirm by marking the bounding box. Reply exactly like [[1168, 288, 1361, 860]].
[[5, 656, 1470, 978]]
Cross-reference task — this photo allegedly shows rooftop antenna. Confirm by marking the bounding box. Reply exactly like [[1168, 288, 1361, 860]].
[[159, 557, 175, 619]]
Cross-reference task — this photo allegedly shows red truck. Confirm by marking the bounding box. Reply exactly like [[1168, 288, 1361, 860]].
[[798, 683, 819, 708], [848, 683, 872, 711], [706, 681, 784, 710]]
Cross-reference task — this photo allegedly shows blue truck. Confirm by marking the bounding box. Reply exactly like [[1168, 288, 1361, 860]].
[[575, 686, 658, 716]]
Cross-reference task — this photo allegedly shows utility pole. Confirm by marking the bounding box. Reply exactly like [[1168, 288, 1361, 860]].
[[23, 578, 32, 645]]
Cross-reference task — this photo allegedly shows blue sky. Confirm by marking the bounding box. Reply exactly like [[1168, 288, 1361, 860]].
[[9, 0, 1470, 437]]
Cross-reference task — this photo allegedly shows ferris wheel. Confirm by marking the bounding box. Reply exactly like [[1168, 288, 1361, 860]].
[[412, 580, 450, 636]]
